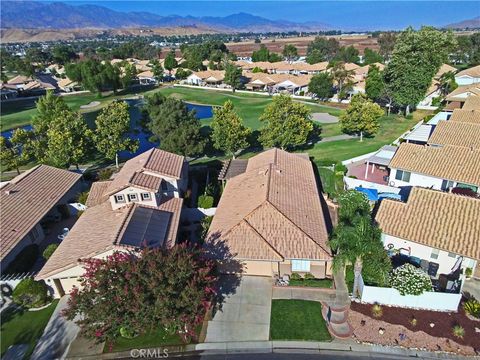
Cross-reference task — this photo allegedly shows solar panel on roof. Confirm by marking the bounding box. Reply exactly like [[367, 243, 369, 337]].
[[119, 207, 171, 248]]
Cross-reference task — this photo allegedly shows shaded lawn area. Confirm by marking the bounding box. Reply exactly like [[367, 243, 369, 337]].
[[0, 300, 59, 359], [289, 278, 333, 288], [156, 87, 343, 130], [270, 300, 332, 341], [108, 325, 201, 353]]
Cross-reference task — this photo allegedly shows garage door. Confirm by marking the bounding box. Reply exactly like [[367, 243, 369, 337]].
[[243, 261, 273, 276], [59, 277, 82, 295]]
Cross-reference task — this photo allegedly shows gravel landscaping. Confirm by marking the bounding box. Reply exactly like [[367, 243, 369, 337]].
[[350, 301, 480, 354]]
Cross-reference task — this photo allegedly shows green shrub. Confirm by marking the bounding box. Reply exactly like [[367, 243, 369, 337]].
[[5, 244, 39, 274], [463, 298, 480, 318], [200, 216, 213, 240], [371, 304, 383, 318], [77, 191, 89, 205], [405, 114, 414, 120], [299, 91, 305, 96], [120, 326, 138, 339], [42, 244, 58, 260], [465, 267, 473, 277], [198, 195, 214, 209], [303, 273, 315, 280], [431, 97, 442, 106], [389, 264, 432, 296], [452, 325, 465, 339], [334, 163, 347, 174], [12, 278, 50, 308], [290, 273, 302, 280], [98, 168, 114, 181]]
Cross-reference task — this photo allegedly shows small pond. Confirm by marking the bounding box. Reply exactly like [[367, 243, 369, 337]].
[[1, 98, 214, 161]]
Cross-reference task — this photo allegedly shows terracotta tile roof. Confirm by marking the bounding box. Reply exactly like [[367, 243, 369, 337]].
[[389, 143, 480, 186], [137, 70, 154, 78], [0, 165, 81, 262], [244, 72, 312, 87], [376, 187, 480, 260], [129, 172, 163, 192], [445, 84, 480, 102], [85, 181, 111, 207], [456, 65, 480, 78], [105, 148, 184, 195], [57, 77, 76, 88], [7, 75, 33, 84], [450, 109, 480, 123], [428, 120, 480, 148], [191, 70, 225, 81], [36, 197, 183, 279], [355, 63, 385, 77], [461, 96, 480, 111], [207, 148, 331, 261]]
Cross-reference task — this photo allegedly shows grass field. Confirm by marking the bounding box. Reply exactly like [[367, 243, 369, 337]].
[[270, 300, 332, 341], [0, 300, 59, 358]]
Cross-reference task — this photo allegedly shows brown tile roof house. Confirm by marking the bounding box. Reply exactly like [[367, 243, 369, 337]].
[[455, 64, 480, 79], [207, 148, 331, 262], [36, 198, 183, 279], [0, 165, 81, 263], [428, 120, 480, 148], [445, 84, 480, 102], [376, 187, 480, 260], [462, 96, 480, 111], [449, 109, 480, 123], [389, 143, 480, 186], [105, 148, 185, 196]]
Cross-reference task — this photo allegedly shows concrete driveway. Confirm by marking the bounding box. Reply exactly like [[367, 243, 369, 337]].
[[205, 276, 272, 342]]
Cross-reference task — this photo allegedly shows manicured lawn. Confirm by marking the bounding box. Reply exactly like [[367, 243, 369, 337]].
[[0, 300, 58, 359], [108, 325, 201, 352], [156, 86, 343, 130], [270, 300, 332, 341], [289, 278, 333, 288]]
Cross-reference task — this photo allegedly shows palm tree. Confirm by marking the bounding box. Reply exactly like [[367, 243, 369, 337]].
[[438, 71, 457, 97], [328, 191, 390, 297], [328, 61, 355, 102]]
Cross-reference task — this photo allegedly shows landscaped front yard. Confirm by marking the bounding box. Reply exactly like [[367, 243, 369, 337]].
[[270, 299, 332, 341], [289, 278, 333, 288], [0, 300, 58, 358]]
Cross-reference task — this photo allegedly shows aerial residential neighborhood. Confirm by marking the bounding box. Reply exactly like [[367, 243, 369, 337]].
[[0, 1, 480, 360]]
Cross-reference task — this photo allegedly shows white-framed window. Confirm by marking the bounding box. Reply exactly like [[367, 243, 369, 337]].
[[128, 193, 138, 202], [430, 248, 440, 260], [441, 180, 455, 191], [141, 192, 151, 201], [291, 260, 311, 272], [448, 252, 456, 258], [395, 170, 411, 182], [114, 194, 125, 203]]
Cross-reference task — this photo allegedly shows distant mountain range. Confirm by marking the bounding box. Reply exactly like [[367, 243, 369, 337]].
[[0, 1, 331, 32], [445, 16, 480, 29]]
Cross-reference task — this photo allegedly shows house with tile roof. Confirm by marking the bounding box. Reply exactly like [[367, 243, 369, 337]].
[[376, 187, 480, 279], [35, 149, 186, 297], [455, 64, 480, 86], [206, 148, 332, 278], [0, 165, 82, 271]]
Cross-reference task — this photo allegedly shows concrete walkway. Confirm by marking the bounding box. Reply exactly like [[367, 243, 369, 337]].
[[205, 276, 272, 343], [31, 296, 80, 360]]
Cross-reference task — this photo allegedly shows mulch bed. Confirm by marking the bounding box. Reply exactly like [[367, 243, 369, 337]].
[[351, 300, 480, 351]]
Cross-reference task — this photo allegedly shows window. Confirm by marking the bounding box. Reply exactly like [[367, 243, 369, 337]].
[[395, 170, 411, 182], [291, 260, 311, 272], [441, 180, 455, 191], [448, 252, 456, 258], [141, 192, 151, 201], [430, 248, 440, 260], [114, 194, 125, 203], [127, 193, 138, 202]]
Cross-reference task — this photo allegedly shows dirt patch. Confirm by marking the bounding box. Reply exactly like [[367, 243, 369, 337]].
[[350, 301, 480, 352]]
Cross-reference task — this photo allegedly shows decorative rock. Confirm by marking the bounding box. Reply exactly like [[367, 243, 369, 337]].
[[429, 323, 435, 328], [378, 327, 385, 335], [475, 327, 480, 333]]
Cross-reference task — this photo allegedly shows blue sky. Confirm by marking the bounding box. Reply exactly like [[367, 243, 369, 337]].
[[62, 1, 479, 30]]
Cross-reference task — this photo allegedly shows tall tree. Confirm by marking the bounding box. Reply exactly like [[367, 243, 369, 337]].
[[52, 45, 77, 65], [363, 48, 383, 65], [340, 94, 384, 141], [383, 27, 456, 113], [163, 51, 178, 75], [365, 64, 384, 101], [94, 101, 138, 168], [147, 97, 205, 157], [306, 37, 340, 64], [223, 62, 243, 93], [0, 135, 26, 175], [211, 100, 251, 158], [308, 72, 334, 100], [378, 32, 397, 62], [329, 61, 355, 101], [282, 44, 298, 62], [334, 46, 359, 63], [150, 59, 164, 82], [259, 95, 313, 150], [438, 71, 458, 96], [328, 190, 391, 297], [120, 62, 137, 89], [252, 45, 271, 62]]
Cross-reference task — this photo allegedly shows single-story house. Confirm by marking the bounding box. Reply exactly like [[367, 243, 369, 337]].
[[137, 70, 157, 85], [57, 77, 80, 93], [461, 95, 480, 111], [455, 64, 480, 86], [448, 108, 480, 123], [428, 120, 480, 149], [36, 148, 186, 297], [186, 70, 225, 86], [206, 148, 332, 278], [376, 187, 480, 278], [0, 165, 82, 271], [445, 84, 480, 104]]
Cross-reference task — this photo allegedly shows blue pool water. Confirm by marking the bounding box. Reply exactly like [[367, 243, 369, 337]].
[[1, 99, 213, 161]]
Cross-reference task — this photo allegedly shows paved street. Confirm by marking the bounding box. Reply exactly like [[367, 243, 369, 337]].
[[205, 276, 272, 342]]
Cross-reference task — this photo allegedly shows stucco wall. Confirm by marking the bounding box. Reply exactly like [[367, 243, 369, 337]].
[[389, 168, 444, 189]]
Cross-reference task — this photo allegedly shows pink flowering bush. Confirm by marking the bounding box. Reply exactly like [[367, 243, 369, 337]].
[[63, 245, 217, 344]]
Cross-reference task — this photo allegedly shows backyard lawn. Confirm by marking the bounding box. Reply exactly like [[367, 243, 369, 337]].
[[270, 299, 332, 341], [0, 300, 58, 359]]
